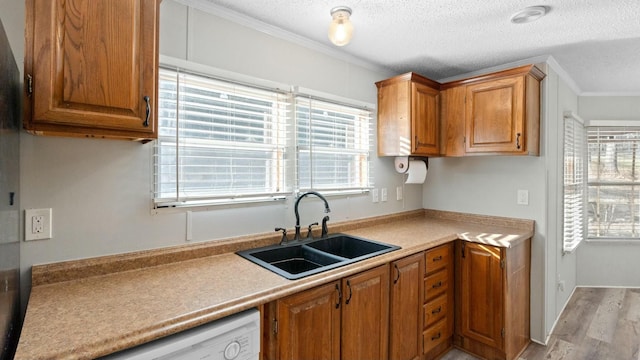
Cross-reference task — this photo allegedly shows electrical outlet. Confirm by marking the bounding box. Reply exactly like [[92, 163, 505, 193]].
[[25, 208, 52, 241], [372, 188, 379, 203], [396, 186, 403, 201], [32, 215, 44, 233], [381, 188, 388, 202]]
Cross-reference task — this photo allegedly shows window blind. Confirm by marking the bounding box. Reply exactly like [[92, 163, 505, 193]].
[[295, 96, 372, 192], [154, 68, 290, 206], [587, 126, 640, 239], [563, 113, 586, 252]]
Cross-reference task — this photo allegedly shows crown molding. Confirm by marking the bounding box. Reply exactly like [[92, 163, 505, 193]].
[[173, 0, 392, 75]]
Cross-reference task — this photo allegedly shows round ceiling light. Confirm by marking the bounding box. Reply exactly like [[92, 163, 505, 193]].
[[510, 6, 548, 24], [328, 6, 353, 46]]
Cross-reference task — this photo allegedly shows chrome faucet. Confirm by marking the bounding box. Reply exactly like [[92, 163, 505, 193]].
[[294, 191, 331, 241]]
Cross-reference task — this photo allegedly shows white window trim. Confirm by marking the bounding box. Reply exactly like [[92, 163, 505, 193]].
[[585, 121, 640, 242]]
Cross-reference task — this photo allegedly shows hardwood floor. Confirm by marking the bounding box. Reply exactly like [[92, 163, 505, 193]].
[[440, 287, 640, 360]]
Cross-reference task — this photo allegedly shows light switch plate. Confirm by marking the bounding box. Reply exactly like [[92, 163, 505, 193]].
[[517, 190, 529, 205], [372, 188, 379, 203]]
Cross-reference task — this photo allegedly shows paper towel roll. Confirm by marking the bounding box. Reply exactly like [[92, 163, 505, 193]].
[[405, 160, 428, 184]]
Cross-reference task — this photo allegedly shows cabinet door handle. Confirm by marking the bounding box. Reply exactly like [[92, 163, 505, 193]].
[[432, 281, 442, 289], [432, 255, 443, 262], [432, 306, 442, 314], [345, 280, 353, 304], [335, 284, 341, 309], [516, 132, 521, 149], [393, 264, 400, 284], [143, 95, 151, 127], [431, 332, 441, 341]]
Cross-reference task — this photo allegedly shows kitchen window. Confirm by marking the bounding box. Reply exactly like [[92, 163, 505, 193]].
[[154, 65, 372, 208], [154, 67, 290, 207], [295, 95, 372, 193], [587, 126, 640, 240]]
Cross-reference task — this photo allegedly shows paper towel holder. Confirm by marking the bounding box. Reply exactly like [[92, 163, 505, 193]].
[[394, 156, 428, 174]]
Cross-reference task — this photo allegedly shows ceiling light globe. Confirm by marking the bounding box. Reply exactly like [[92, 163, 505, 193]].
[[328, 7, 353, 46]]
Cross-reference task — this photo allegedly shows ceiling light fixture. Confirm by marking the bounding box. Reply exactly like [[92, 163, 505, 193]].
[[328, 6, 353, 46], [510, 6, 548, 24]]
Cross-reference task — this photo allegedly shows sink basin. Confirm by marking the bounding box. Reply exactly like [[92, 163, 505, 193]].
[[237, 234, 400, 280], [248, 244, 342, 275], [305, 235, 395, 259]]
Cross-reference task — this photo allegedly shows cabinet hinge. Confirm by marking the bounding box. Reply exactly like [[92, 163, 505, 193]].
[[501, 328, 505, 338], [463, 136, 466, 144], [500, 259, 505, 269], [273, 319, 278, 334], [26, 74, 33, 97]]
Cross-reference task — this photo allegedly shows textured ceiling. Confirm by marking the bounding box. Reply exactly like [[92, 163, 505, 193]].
[[185, 0, 640, 94]]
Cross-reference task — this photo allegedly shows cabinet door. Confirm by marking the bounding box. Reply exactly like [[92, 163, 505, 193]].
[[465, 76, 524, 153], [460, 242, 504, 350], [25, 0, 158, 140], [377, 80, 411, 156], [411, 82, 440, 156], [440, 86, 466, 156], [341, 265, 390, 360], [389, 253, 424, 360], [277, 281, 341, 360]]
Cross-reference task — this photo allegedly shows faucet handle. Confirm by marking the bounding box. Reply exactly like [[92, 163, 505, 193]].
[[275, 227, 288, 245], [306, 222, 319, 240]]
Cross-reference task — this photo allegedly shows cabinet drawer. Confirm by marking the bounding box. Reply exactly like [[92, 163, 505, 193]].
[[424, 268, 448, 301], [423, 293, 448, 329], [425, 244, 451, 274], [423, 318, 447, 354]]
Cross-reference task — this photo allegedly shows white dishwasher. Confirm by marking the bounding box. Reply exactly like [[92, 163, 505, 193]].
[[101, 308, 260, 360]]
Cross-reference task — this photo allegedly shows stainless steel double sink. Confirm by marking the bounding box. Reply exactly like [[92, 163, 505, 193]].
[[237, 234, 400, 280]]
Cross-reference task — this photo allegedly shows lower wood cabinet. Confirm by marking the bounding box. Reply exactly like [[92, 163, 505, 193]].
[[455, 239, 531, 360], [422, 243, 454, 359], [389, 252, 424, 360], [261, 239, 530, 360], [263, 265, 389, 360]]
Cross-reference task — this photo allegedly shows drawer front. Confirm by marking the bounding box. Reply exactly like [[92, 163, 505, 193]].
[[423, 293, 448, 329], [423, 318, 447, 354], [424, 268, 448, 301], [425, 244, 451, 274]]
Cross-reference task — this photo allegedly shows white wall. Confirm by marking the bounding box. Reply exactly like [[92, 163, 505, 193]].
[[577, 96, 640, 286], [15, 0, 423, 299], [544, 67, 579, 338], [422, 64, 580, 342]]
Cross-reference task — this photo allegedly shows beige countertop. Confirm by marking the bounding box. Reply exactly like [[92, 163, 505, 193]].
[[14, 209, 534, 360]]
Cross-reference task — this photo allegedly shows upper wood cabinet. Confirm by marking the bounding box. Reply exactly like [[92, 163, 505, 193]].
[[441, 65, 545, 156], [24, 0, 159, 141], [376, 73, 441, 157], [455, 239, 531, 360]]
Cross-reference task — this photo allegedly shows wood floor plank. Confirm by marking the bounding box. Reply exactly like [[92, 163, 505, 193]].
[[611, 319, 640, 360], [623, 290, 640, 322], [541, 338, 577, 360], [585, 288, 625, 343], [554, 287, 604, 343]]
